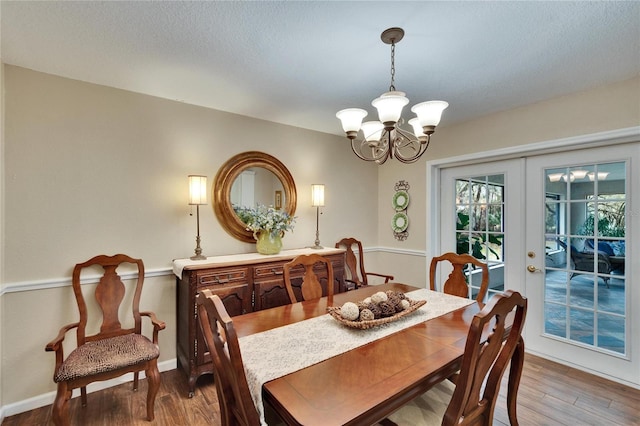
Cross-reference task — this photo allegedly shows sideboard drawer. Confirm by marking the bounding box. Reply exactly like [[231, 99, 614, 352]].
[[196, 267, 249, 287], [254, 262, 285, 279]]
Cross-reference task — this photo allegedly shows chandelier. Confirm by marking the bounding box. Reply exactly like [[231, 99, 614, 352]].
[[336, 27, 448, 164]]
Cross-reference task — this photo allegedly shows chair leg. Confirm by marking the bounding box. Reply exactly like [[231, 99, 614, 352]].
[[52, 382, 72, 426], [146, 361, 161, 421], [80, 386, 87, 407], [133, 371, 139, 391], [507, 336, 525, 426]]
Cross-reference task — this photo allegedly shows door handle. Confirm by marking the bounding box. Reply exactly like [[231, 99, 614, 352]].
[[527, 265, 540, 273]]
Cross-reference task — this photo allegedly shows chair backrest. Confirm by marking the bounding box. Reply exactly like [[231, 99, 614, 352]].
[[283, 253, 334, 303], [443, 290, 527, 426], [72, 254, 145, 345], [335, 237, 368, 287], [197, 289, 261, 426], [335, 237, 394, 288], [430, 252, 489, 304]]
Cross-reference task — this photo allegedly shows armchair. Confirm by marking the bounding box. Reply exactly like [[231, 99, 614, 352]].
[[45, 254, 165, 425], [558, 240, 612, 287], [335, 237, 394, 290]]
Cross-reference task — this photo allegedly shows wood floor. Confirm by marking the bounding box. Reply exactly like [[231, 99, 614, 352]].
[[3, 353, 639, 425]]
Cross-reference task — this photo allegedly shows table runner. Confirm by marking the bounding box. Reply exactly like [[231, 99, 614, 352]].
[[238, 288, 474, 425]]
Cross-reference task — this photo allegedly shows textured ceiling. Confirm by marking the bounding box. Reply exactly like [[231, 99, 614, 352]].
[[2, 1, 639, 136]]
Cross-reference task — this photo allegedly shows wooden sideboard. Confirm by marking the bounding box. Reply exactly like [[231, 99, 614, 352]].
[[174, 247, 346, 396]]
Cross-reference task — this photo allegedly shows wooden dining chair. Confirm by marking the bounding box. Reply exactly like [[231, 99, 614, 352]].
[[197, 290, 283, 426], [283, 253, 334, 303], [335, 237, 394, 290], [430, 252, 490, 304], [45, 254, 165, 426], [385, 289, 528, 426]]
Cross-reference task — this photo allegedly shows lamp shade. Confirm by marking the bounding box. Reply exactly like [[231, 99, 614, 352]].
[[311, 184, 325, 207], [548, 173, 564, 182], [588, 172, 610, 181], [336, 108, 368, 133], [372, 91, 409, 125], [570, 169, 588, 179], [411, 100, 449, 127], [408, 118, 426, 139], [361, 121, 385, 142], [188, 175, 207, 205]]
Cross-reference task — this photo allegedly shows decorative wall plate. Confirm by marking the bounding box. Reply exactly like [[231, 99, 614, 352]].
[[392, 190, 410, 211], [391, 212, 409, 233]]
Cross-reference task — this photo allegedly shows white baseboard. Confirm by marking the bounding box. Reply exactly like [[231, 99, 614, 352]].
[[0, 358, 177, 421]]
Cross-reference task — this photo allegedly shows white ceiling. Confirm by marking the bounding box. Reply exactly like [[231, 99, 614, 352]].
[[2, 1, 639, 136]]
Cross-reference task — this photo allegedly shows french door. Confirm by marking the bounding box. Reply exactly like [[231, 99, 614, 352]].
[[437, 143, 639, 386]]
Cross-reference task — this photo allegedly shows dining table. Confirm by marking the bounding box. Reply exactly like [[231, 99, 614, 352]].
[[230, 282, 486, 426]]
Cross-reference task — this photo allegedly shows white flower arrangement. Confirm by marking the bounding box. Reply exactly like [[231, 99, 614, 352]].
[[234, 204, 296, 238]]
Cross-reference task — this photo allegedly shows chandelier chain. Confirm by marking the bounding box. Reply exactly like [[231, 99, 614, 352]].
[[389, 41, 396, 91]]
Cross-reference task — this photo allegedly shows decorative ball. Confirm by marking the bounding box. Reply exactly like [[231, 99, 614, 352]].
[[340, 302, 360, 321], [367, 303, 383, 319], [387, 294, 401, 310], [356, 301, 369, 311], [362, 297, 372, 305], [400, 299, 410, 310], [371, 291, 388, 304], [359, 308, 375, 321], [379, 301, 396, 317]]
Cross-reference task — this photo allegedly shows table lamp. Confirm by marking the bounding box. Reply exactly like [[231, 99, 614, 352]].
[[311, 184, 325, 249], [189, 175, 207, 260]]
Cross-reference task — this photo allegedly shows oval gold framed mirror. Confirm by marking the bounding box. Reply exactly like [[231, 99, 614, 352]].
[[213, 151, 297, 243]]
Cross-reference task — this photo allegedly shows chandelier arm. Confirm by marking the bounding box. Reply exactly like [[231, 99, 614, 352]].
[[350, 138, 388, 163], [393, 126, 418, 145], [394, 135, 431, 164], [375, 154, 390, 165], [369, 137, 392, 163]]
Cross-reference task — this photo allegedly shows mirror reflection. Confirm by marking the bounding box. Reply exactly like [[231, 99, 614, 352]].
[[230, 168, 286, 211]]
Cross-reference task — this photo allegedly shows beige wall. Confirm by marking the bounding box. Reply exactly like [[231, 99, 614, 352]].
[[0, 65, 380, 407], [374, 75, 640, 279]]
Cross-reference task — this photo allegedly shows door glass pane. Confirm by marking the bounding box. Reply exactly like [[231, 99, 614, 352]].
[[544, 161, 626, 354], [455, 175, 505, 302]]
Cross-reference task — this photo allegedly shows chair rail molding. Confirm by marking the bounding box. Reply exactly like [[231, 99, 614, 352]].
[[0, 247, 423, 296], [0, 267, 174, 295]]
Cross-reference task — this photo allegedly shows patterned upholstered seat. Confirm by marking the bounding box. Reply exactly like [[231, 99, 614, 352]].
[[54, 334, 159, 382]]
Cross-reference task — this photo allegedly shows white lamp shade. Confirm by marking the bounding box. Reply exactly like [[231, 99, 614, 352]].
[[188, 175, 208, 205], [311, 184, 325, 207], [336, 108, 368, 133], [570, 169, 589, 179], [588, 172, 609, 181], [361, 121, 384, 142], [371, 91, 408, 124], [411, 100, 449, 127], [548, 173, 564, 182], [408, 118, 425, 138]]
